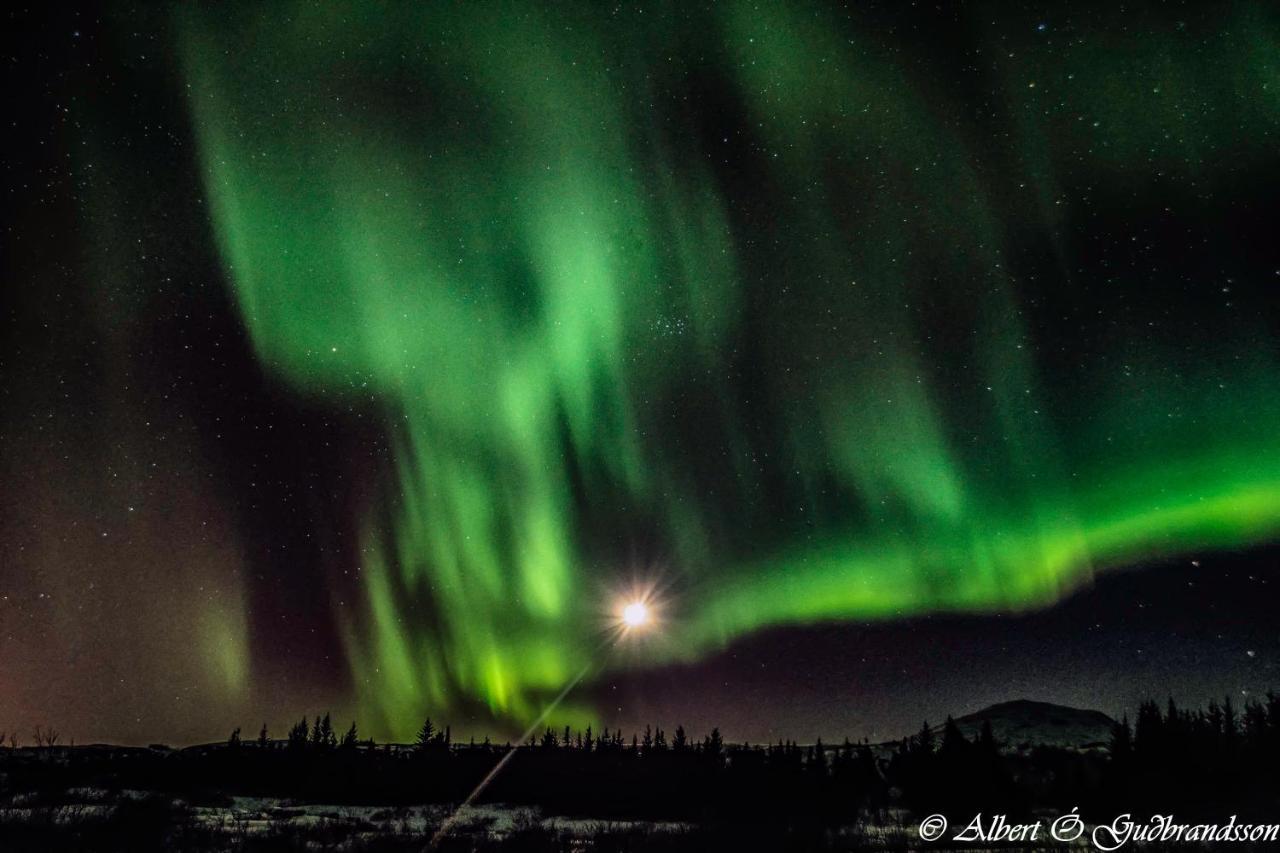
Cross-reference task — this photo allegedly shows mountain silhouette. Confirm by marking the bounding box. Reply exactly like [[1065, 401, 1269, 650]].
[[948, 699, 1116, 752]]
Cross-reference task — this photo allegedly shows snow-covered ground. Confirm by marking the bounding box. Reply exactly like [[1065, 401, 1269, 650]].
[[0, 788, 1109, 850], [190, 796, 692, 839]]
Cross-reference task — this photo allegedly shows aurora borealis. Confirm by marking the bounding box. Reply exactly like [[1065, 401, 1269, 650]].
[[3, 2, 1280, 745]]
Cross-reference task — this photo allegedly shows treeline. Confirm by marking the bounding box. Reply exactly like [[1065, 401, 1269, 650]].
[[1101, 693, 1280, 815], [7, 692, 1280, 824], [217, 713, 1017, 820], [226, 713, 365, 752], [882, 692, 1280, 820], [213, 716, 883, 822], [886, 718, 1021, 818]]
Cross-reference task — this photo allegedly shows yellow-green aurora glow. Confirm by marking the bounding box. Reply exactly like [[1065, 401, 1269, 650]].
[[178, 2, 1280, 736]]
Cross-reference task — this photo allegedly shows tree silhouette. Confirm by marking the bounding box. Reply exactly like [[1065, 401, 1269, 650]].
[[55, 686, 1280, 832], [1109, 714, 1132, 761], [977, 720, 998, 756], [1223, 696, 1238, 756], [287, 717, 309, 751], [1134, 700, 1163, 757], [416, 718, 436, 750], [915, 720, 934, 755], [811, 737, 828, 776], [32, 725, 60, 748], [939, 716, 966, 757], [704, 727, 723, 761]]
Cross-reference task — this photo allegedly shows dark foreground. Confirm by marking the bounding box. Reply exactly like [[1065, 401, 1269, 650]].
[[3, 692, 1279, 850]]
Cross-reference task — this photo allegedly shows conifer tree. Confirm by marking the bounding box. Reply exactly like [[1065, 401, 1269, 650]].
[[978, 720, 999, 757], [416, 718, 436, 750], [940, 716, 966, 756], [811, 737, 828, 775], [287, 717, 309, 751], [704, 727, 724, 759], [916, 721, 935, 754], [1110, 714, 1132, 761]]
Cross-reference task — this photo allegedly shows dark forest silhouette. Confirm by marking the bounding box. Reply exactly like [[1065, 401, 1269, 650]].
[[6, 690, 1280, 831]]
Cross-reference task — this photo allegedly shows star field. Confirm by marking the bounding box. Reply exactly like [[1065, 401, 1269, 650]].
[[2, 1, 1279, 745]]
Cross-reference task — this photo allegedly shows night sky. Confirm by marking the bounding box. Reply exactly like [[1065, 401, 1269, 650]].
[[3, 2, 1279, 747]]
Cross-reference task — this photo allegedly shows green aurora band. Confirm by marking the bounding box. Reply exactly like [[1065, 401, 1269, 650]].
[[179, 2, 1280, 736]]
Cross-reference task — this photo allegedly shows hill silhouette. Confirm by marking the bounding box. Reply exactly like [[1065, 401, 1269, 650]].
[[951, 699, 1116, 751], [873, 699, 1116, 755]]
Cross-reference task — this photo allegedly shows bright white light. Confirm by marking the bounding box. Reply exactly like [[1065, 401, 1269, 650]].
[[622, 601, 649, 628]]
